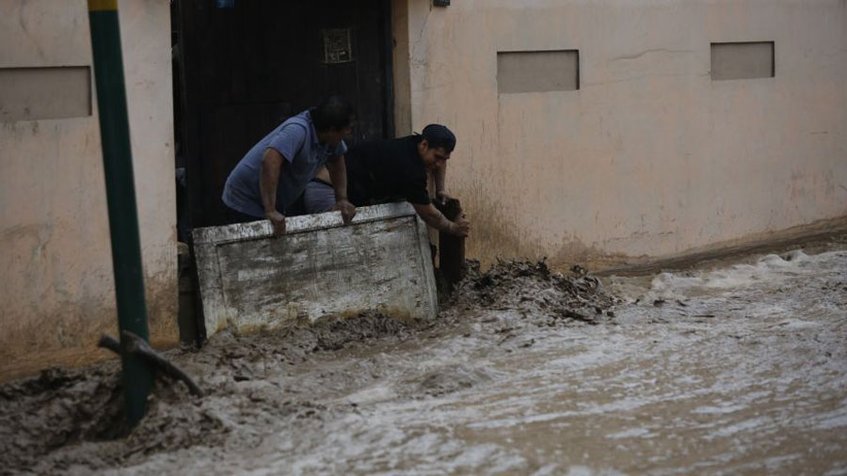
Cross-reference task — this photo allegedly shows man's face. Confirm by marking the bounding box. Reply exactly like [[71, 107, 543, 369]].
[[323, 124, 354, 147], [418, 140, 450, 171]]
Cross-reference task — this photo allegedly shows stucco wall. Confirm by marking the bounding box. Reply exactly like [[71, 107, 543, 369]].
[[396, 0, 847, 267], [0, 0, 176, 372]]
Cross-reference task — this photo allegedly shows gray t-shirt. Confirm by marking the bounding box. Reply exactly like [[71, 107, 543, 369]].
[[222, 110, 347, 218]]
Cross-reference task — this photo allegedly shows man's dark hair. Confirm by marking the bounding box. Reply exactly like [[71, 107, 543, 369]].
[[421, 124, 456, 152], [310, 95, 356, 132]]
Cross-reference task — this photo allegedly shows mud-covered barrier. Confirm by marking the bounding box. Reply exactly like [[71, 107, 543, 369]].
[[0, 260, 615, 474]]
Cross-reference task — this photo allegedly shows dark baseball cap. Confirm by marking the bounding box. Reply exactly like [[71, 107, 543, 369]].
[[421, 124, 456, 153]]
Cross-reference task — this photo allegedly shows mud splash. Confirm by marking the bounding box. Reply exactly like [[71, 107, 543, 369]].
[[0, 260, 612, 474], [0, 367, 122, 460], [2, 250, 844, 474], [446, 260, 618, 324]]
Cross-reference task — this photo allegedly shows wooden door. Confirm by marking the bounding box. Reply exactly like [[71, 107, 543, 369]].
[[174, 0, 393, 227]]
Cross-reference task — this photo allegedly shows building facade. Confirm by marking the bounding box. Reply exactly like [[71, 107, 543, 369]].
[[393, 0, 847, 268], [0, 0, 175, 376], [0, 0, 845, 374]]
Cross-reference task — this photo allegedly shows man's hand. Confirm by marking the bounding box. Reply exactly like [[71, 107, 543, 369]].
[[448, 217, 470, 237], [333, 199, 356, 225], [266, 210, 286, 236]]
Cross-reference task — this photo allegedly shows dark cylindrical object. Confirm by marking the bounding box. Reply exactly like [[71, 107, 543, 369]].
[[437, 198, 466, 288]]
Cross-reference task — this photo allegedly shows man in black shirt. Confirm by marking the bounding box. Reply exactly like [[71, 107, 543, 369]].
[[304, 124, 469, 237]]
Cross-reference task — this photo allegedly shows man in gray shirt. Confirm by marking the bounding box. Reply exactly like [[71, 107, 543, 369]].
[[222, 96, 356, 235]]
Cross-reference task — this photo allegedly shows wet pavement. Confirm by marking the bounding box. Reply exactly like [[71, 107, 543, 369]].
[[1, 247, 845, 475]]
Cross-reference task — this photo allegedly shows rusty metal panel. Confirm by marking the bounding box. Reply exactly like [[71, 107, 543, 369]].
[[193, 203, 437, 337]]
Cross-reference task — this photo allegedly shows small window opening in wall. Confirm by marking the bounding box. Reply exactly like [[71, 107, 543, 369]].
[[0, 66, 91, 121], [497, 50, 579, 94], [711, 42, 774, 80]]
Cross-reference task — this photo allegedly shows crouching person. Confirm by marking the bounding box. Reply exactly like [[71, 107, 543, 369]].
[[303, 124, 469, 237], [221, 95, 356, 235]]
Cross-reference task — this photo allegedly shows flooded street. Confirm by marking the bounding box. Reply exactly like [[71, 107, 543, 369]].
[[2, 247, 846, 475]]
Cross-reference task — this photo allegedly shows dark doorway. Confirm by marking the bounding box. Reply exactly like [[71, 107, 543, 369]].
[[173, 0, 393, 228]]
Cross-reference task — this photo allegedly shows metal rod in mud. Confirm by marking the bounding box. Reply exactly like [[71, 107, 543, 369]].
[[99, 333, 204, 397], [87, 0, 153, 426], [436, 198, 466, 288]]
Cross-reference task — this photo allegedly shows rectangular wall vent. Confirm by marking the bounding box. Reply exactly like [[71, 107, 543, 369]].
[[711, 42, 774, 81], [0, 66, 91, 122], [497, 50, 579, 93]]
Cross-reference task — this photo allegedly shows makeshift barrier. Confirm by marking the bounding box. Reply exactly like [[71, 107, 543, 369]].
[[192, 203, 438, 338]]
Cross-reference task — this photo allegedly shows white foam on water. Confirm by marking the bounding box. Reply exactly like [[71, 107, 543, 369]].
[[634, 250, 843, 304], [691, 403, 747, 415], [606, 427, 653, 439], [39, 248, 847, 475]]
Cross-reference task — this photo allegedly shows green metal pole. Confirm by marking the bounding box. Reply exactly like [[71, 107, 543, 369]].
[[87, 0, 153, 426]]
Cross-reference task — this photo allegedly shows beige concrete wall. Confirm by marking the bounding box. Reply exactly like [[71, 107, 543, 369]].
[[396, 0, 847, 268], [0, 0, 176, 374], [392, 0, 413, 135]]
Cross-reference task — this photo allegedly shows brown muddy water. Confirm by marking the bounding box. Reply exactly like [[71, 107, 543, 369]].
[[1, 248, 846, 475]]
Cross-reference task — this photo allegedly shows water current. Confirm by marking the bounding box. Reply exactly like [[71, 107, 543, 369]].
[[1, 249, 845, 475]]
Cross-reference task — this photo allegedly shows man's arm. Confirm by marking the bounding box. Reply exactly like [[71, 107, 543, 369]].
[[326, 155, 356, 224], [433, 161, 451, 204], [412, 203, 469, 237], [260, 148, 286, 236]]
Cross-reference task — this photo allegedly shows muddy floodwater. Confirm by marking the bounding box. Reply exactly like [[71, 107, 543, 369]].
[[1, 246, 846, 475]]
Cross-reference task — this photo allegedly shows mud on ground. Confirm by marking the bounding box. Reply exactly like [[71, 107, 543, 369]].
[[0, 260, 613, 475]]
